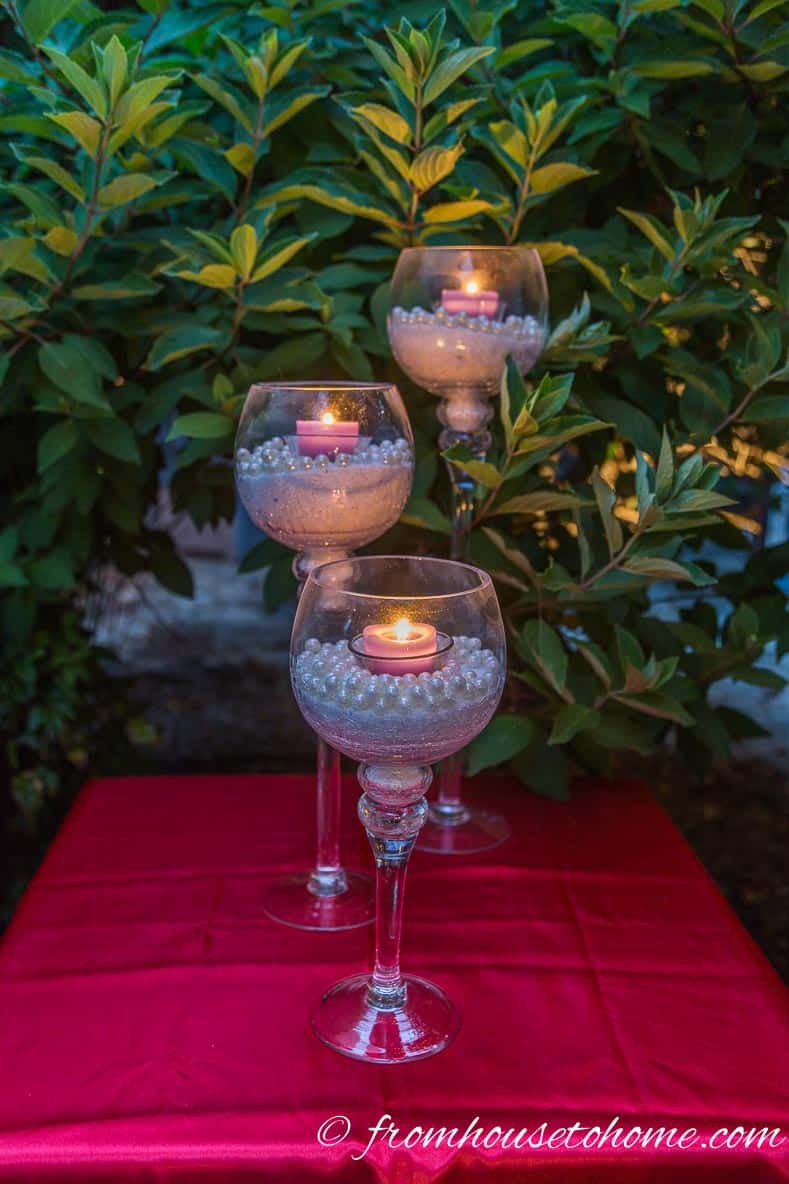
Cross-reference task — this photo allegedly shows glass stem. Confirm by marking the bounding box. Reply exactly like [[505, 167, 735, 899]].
[[436, 420, 489, 819], [432, 751, 470, 826], [358, 764, 432, 1010], [308, 740, 347, 898], [296, 548, 352, 900], [438, 421, 492, 563]]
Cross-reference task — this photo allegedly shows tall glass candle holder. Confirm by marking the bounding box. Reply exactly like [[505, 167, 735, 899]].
[[388, 246, 547, 855], [235, 383, 414, 931], [388, 245, 548, 559], [291, 556, 506, 1062]]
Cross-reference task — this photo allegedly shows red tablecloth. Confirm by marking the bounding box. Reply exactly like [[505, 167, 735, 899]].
[[0, 773, 786, 1182]]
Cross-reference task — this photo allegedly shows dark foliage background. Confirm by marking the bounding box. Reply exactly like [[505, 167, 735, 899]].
[[0, 0, 787, 860]]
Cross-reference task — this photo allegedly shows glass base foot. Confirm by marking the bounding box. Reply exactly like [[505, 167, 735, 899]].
[[262, 871, 374, 931], [311, 972, 460, 1063], [415, 805, 511, 854]]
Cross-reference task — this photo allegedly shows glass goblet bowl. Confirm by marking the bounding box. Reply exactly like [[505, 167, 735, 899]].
[[387, 245, 548, 435], [235, 381, 414, 579]]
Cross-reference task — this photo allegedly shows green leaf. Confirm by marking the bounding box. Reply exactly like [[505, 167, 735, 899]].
[[37, 420, 78, 473], [102, 35, 127, 108], [738, 61, 786, 82], [400, 496, 452, 534], [443, 449, 502, 488], [29, 550, 74, 590], [176, 264, 237, 289], [669, 489, 735, 512], [591, 468, 623, 556], [42, 47, 107, 118], [167, 412, 234, 441], [238, 537, 288, 573], [422, 200, 494, 224], [467, 714, 535, 776], [495, 39, 553, 69], [0, 528, 15, 567], [0, 236, 48, 282], [251, 234, 315, 283], [410, 144, 463, 192], [493, 491, 584, 516], [422, 46, 494, 105], [22, 0, 81, 45], [256, 169, 399, 227], [47, 112, 101, 157], [532, 240, 613, 293], [0, 563, 27, 589], [489, 119, 529, 168], [529, 162, 596, 198], [745, 0, 787, 20], [352, 102, 411, 144], [98, 174, 160, 208], [576, 641, 613, 689], [521, 619, 568, 694], [144, 326, 226, 370], [549, 704, 600, 745], [87, 419, 141, 464], [634, 59, 715, 78], [560, 11, 617, 52], [361, 36, 415, 102], [72, 275, 161, 300], [229, 225, 257, 280], [225, 143, 257, 177], [114, 76, 175, 124], [38, 340, 108, 408], [514, 416, 610, 456], [615, 690, 694, 727], [193, 74, 253, 133], [746, 395, 789, 422], [269, 41, 309, 89], [151, 549, 194, 598], [15, 152, 86, 202], [513, 741, 569, 800], [262, 88, 328, 137], [263, 556, 296, 612], [618, 207, 675, 261], [622, 557, 716, 585], [655, 428, 674, 501]]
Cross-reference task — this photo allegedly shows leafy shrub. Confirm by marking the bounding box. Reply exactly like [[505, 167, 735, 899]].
[[0, 0, 787, 815]]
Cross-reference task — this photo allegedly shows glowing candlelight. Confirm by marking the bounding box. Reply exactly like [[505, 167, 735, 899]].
[[296, 411, 359, 458], [440, 279, 500, 318], [362, 617, 438, 675]]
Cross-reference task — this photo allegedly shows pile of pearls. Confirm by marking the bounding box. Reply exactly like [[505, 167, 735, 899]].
[[294, 636, 502, 717], [390, 306, 544, 344], [236, 436, 412, 477]]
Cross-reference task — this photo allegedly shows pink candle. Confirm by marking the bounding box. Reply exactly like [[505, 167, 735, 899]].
[[296, 413, 359, 457], [441, 284, 499, 318], [362, 618, 437, 675]]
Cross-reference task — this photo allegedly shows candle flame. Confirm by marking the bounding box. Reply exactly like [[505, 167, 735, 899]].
[[320, 412, 335, 425], [393, 617, 411, 641], [465, 280, 479, 295]]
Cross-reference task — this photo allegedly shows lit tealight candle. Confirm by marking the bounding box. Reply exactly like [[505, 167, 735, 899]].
[[362, 617, 438, 675], [440, 279, 500, 318], [296, 412, 359, 458]]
